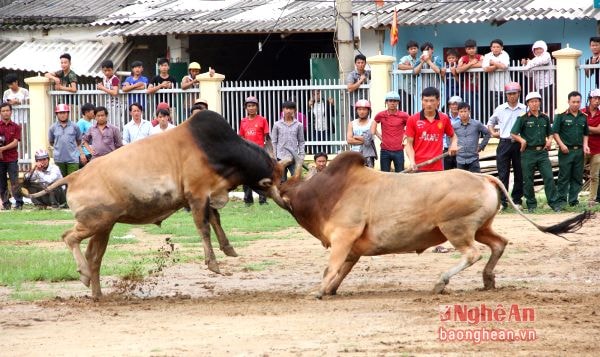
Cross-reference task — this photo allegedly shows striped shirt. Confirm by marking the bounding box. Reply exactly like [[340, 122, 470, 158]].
[[272, 119, 305, 161]]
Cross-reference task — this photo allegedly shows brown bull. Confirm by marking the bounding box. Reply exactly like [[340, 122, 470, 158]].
[[28, 110, 282, 299], [269, 151, 591, 298]]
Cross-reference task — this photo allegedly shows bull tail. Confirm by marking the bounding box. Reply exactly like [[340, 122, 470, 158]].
[[22, 176, 70, 199], [482, 175, 593, 241]]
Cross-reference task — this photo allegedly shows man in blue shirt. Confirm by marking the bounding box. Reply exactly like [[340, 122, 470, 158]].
[[453, 102, 491, 173], [48, 104, 83, 177], [122, 61, 149, 109], [77, 103, 95, 167]]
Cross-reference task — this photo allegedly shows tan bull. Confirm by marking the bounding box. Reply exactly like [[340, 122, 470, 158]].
[[269, 151, 591, 298], [27, 111, 282, 299]]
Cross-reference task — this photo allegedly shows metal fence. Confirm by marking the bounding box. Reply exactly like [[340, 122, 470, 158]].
[[221, 79, 369, 154], [13, 105, 31, 171], [392, 61, 556, 125], [578, 63, 600, 101], [47, 80, 370, 156], [49, 83, 201, 128]]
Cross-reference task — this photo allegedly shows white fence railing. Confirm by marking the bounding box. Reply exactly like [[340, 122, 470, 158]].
[[578, 63, 600, 101], [49, 83, 201, 129], [12, 105, 31, 170], [392, 62, 556, 125], [47, 81, 370, 156], [221, 79, 370, 154]]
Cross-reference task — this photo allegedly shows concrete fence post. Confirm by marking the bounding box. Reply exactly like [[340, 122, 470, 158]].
[[552, 47, 582, 113], [367, 55, 395, 169], [197, 72, 226, 115], [367, 55, 395, 114], [24, 75, 52, 155]]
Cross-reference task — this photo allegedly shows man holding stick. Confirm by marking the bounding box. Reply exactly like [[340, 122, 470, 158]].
[[405, 87, 458, 172], [405, 87, 458, 253]]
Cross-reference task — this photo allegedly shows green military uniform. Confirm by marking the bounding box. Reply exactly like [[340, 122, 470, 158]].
[[511, 111, 559, 210], [53, 69, 78, 87], [552, 110, 589, 207]]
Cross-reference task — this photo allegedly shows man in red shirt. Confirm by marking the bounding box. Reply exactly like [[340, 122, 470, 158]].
[[457, 39, 483, 118], [405, 87, 457, 253], [0, 102, 24, 210], [583, 89, 600, 206], [405, 87, 458, 172], [239, 96, 271, 206], [371, 91, 409, 172]]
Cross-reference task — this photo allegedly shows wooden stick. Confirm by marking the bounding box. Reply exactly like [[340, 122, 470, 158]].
[[401, 146, 462, 173]]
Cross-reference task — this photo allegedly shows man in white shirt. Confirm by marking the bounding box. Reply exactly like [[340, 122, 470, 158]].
[[483, 39, 511, 115], [123, 103, 152, 144], [3, 74, 29, 106], [149, 109, 175, 135], [23, 149, 66, 208], [487, 82, 527, 210]]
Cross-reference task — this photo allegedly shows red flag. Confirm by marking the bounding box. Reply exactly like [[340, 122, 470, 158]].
[[375, 0, 384, 7], [390, 8, 398, 46]]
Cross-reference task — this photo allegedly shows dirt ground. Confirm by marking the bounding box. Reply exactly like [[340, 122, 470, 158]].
[[1, 213, 599, 356]]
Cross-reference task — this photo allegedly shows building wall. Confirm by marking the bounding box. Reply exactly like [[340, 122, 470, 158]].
[[381, 19, 596, 63], [359, 29, 383, 58]]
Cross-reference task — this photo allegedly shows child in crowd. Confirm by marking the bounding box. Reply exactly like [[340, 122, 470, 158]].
[[458, 39, 482, 117], [97, 59, 121, 116], [122, 61, 149, 108], [150, 109, 175, 135], [347, 99, 377, 168], [445, 49, 460, 102]]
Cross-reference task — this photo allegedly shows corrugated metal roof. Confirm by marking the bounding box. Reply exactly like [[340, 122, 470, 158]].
[[0, 40, 132, 77], [359, 0, 600, 28], [0, 0, 132, 25], [93, 0, 600, 37], [0, 40, 23, 59], [3, 0, 600, 35]]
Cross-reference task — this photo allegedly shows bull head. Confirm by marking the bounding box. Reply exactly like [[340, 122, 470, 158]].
[[265, 157, 293, 211]]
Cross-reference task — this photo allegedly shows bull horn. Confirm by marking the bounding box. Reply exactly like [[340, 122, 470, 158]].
[[258, 178, 272, 188], [278, 157, 293, 168], [268, 185, 290, 211], [283, 148, 303, 180], [264, 141, 276, 159]]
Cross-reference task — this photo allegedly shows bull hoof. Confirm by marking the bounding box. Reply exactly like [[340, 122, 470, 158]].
[[207, 260, 221, 275], [79, 274, 91, 287], [432, 282, 446, 294], [483, 273, 496, 290], [221, 245, 238, 257], [315, 292, 323, 300], [483, 280, 496, 290]]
